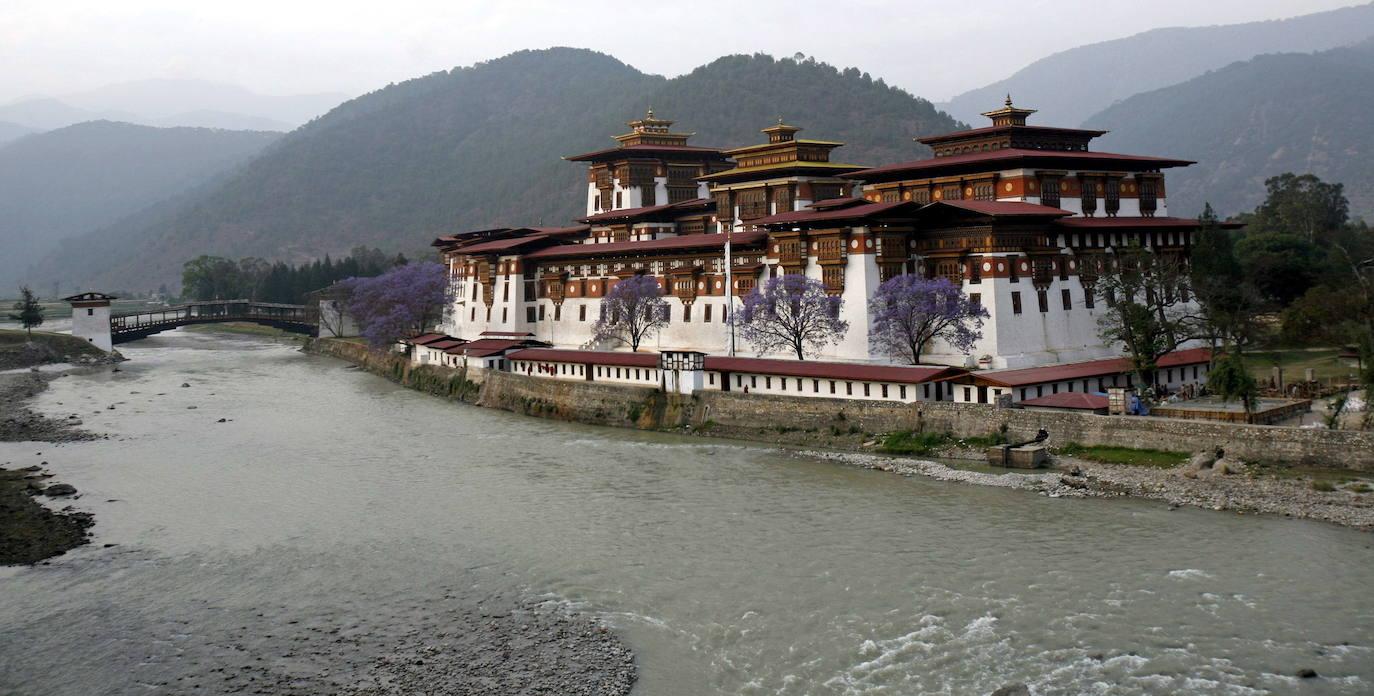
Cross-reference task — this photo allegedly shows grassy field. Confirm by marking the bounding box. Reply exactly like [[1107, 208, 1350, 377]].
[[1056, 443, 1189, 468], [1241, 348, 1358, 384]]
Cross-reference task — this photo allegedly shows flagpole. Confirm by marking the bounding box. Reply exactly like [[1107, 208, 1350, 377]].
[[723, 215, 736, 356]]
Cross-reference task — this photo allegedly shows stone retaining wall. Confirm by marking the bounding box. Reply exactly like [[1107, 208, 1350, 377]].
[[305, 339, 1374, 471]]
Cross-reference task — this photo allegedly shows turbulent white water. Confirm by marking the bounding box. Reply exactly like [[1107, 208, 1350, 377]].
[[2, 329, 1371, 695]]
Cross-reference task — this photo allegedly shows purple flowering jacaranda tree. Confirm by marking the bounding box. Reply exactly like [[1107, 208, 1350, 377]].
[[735, 274, 848, 360], [592, 274, 669, 352], [344, 261, 451, 347], [868, 274, 988, 364]]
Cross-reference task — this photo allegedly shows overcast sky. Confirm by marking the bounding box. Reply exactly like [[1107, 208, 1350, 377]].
[[1, 0, 1364, 105]]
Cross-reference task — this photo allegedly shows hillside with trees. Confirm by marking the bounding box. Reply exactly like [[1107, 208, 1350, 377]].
[[0, 121, 281, 295], [32, 48, 961, 293], [940, 2, 1374, 127], [1084, 39, 1374, 220]]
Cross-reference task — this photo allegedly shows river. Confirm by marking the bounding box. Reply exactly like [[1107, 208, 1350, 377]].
[[1, 329, 1371, 695]]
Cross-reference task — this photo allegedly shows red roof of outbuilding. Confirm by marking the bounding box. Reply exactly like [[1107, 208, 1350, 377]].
[[406, 333, 448, 345], [507, 348, 660, 367], [704, 357, 965, 384], [422, 339, 463, 349], [457, 338, 543, 357], [480, 331, 536, 337], [959, 348, 1211, 387], [1016, 392, 1109, 410], [523, 231, 767, 260], [848, 148, 1194, 181]]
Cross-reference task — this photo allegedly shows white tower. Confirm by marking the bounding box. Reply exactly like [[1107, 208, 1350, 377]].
[[63, 292, 116, 352]]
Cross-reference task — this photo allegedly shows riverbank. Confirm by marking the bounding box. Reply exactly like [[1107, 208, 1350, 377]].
[[0, 371, 99, 564], [304, 339, 1374, 531]]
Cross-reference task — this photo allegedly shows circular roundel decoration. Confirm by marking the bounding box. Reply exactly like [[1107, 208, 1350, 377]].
[[997, 262, 1005, 272], [1097, 183, 1105, 193], [933, 189, 943, 199], [698, 282, 705, 290], [964, 187, 973, 197], [904, 191, 912, 200], [1004, 182, 1013, 192], [591, 283, 598, 292], [865, 239, 873, 248], [982, 262, 992, 272], [910, 240, 917, 248], [1029, 181, 1038, 192], [960, 264, 967, 273], [812, 241, 818, 249], [1020, 261, 1029, 272], [1051, 261, 1057, 270], [850, 239, 860, 249], [773, 245, 780, 252], [715, 280, 723, 289], [1068, 260, 1076, 270]]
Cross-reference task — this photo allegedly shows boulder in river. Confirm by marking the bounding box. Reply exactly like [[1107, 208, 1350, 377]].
[[1297, 668, 1318, 678], [42, 483, 77, 497], [991, 684, 1031, 696]]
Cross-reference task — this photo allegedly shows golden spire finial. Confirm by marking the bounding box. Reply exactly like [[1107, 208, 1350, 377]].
[[647, 107, 654, 119], [777, 116, 784, 125], [1005, 94, 1013, 108]]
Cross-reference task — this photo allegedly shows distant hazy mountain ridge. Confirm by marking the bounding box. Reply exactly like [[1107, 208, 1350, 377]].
[[1084, 38, 1374, 221], [941, 2, 1374, 126], [0, 122, 280, 293], [0, 79, 348, 133]]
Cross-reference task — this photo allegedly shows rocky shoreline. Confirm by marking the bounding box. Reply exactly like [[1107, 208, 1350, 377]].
[[0, 370, 101, 565], [806, 448, 1374, 531]]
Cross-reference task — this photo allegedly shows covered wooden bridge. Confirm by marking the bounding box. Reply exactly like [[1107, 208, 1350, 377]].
[[110, 300, 318, 344]]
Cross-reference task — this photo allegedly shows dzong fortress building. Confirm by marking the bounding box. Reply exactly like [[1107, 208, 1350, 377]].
[[433, 100, 1200, 371]]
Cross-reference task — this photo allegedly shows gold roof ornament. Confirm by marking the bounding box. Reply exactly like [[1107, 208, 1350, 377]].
[[981, 96, 1037, 127]]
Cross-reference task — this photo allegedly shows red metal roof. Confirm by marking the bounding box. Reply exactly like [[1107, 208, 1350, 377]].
[[507, 348, 661, 367], [917, 124, 1108, 145], [704, 357, 965, 384], [406, 333, 448, 345], [565, 143, 726, 162], [926, 200, 1072, 217], [523, 231, 767, 260], [964, 348, 1211, 387], [808, 197, 867, 210], [454, 234, 563, 255], [1017, 392, 1109, 410], [424, 339, 465, 350], [454, 338, 543, 357], [480, 331, 536, 337], [848, 149, 1194, 181], [1054, 216, 1244, 230], [750, 200, 917, 226], [577, 198, 711, 224]]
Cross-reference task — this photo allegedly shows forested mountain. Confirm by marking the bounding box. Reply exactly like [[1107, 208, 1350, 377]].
[[0, 121, 281, 294], [33, 48, 960, 293], [1083, 39, 1374, 220], [940, 2, 1374, 127]]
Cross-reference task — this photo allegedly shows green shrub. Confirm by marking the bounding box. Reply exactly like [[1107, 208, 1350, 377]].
[[1344, 482, 1371, 493], [1311, 479, 1336, 492]]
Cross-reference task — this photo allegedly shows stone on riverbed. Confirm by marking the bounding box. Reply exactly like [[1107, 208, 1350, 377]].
[[42, 483, 77, 497], [991, 683, 1031, 696]]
